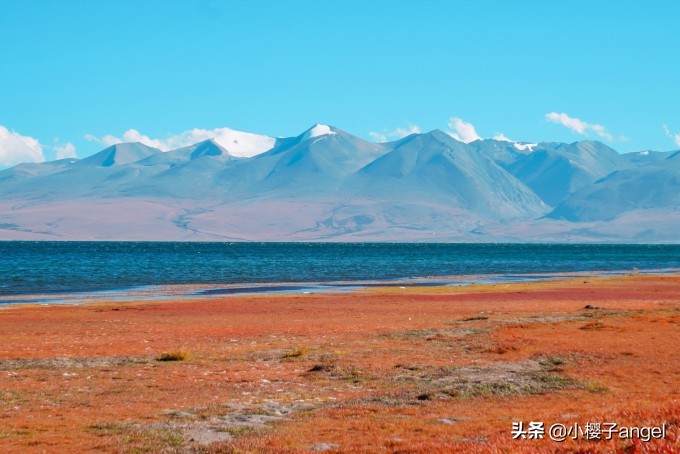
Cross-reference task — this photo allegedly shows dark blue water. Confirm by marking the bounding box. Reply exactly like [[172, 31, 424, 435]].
[[1, 242, 679, 297]]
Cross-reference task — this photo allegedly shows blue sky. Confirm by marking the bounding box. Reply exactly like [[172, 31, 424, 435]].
[[1, 0, 679, 166]]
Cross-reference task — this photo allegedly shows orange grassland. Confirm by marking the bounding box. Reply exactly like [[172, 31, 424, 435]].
[[0, 274, 679, 453]]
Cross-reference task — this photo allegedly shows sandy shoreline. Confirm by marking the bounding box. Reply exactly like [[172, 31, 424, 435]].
[[2, 267, 678, 307], [0, 274, 678, 452]]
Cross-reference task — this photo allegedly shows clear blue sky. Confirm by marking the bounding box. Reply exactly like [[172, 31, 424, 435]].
[[1, 0, 679, 165]]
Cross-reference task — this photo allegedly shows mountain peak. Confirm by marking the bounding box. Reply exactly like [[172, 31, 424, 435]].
[[412, 129, 463, 147], [299, 124, 337, 141], [425, 129, 452, 139], [77, 142, 162, 167], [189, 139, 231, 159]]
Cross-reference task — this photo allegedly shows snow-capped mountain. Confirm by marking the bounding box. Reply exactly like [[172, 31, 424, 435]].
[[0, 124, 678, 242], [217, 124, 389, 196], [205, 127, 277, 157]]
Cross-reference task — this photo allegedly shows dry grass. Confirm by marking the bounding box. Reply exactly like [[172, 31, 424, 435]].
[[280, 346, 309, 361], [580, 321, 607, 330], [156, 349, 192, 362], [458, 315, 490, 322]]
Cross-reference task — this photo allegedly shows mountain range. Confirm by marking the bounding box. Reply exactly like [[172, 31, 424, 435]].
[[1, 124, 678, 242]]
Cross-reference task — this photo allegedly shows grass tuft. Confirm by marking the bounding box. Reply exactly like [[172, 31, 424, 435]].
[[580, 322, 606, 330], [458, 316, 490, 322], [281, 347, 309, 360], [156, 349, 192, 362]]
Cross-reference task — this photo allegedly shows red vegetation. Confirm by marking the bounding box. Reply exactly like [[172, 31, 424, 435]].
[[0, 274, 678, 452]]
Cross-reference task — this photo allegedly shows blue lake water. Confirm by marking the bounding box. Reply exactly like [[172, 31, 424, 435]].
[[1, 242, 679, 299]]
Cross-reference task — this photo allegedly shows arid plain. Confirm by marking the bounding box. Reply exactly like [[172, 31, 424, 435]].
[[1, 274, 678, 453]]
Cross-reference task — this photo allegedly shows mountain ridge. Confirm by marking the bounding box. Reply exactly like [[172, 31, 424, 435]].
[[0, 124, 678, 242]]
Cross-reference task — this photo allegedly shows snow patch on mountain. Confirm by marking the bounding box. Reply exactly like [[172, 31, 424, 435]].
[[300, 124, 336, 141], [491, 133, 537, 152], [514, 142, 538, 152], [209, 128, 276, 157]]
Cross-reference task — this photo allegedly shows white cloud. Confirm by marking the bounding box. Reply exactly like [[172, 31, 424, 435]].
[[84, 127, 276, 157], [369, 122, 421, 142], [84, 133, 102, 143], [662, 124, 680, 147], [545, 112, 613, 141], [492, 133, 512, 142], [86, 130, 162, 148], [447, 117, 481, 143], [53, 142, 77, 159], [0, 125, 45, 166], [368, 131, 387, 142]]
